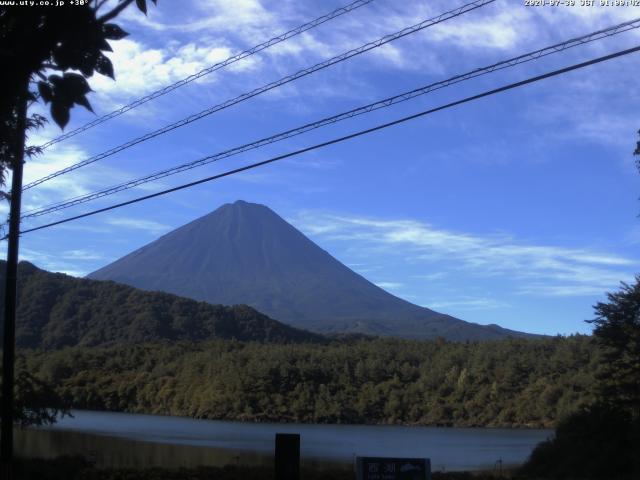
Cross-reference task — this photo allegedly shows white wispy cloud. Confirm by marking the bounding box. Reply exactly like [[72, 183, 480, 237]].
[[89, 38, 234, 108], [428, 7, 532, 51], [16, 129, 133, 218], [62, 249, 106, 261], [294, 211, 638, 297], [516, 284, 612, 297], [8, 247, 102, 277], [427, 297, 510, 311], [184, 0, 278, 39], [413, 272, 447, 281], [98, 0, 640, 114], [105, 217, 170, 234], [114, 0, 276, 38], [374, 281, 404, 290]]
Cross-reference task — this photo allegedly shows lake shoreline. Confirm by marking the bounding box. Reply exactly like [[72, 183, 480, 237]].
[[56, 408, 556, 430], [16, 410, 551, 472]]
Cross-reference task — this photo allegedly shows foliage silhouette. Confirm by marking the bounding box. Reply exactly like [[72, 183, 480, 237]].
[[521, 405, 639, 479], [588, 277, 640, 417], [0, 0, 157, 190], [0, 360, 69, 427], [522, 278, 640, 479]]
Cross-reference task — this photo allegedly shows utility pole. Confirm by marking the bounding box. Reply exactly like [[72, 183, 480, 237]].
[[1, 82, 28, 480]]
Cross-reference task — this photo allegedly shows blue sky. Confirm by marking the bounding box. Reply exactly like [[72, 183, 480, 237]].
[[6, 0, 640, 335]]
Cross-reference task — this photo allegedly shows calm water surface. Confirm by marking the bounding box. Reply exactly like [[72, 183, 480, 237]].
[[16, 410, 552, 472]]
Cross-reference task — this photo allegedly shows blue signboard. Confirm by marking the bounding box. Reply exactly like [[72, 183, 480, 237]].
[[356, 457, 431, 480]]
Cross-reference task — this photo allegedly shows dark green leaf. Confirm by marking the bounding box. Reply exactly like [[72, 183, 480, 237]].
[[78, 50, 100, 77], [63, 72, 92, 95], [103, 23, 129, 40], [51, 102, 70, 129], [48, 74, 63, 87], [95, 54, 114, 79], [26, 114, 47, 131], [49, 75, 74, 108], [75, 95, 94, 113], [25, 145, 44, 159], [38, 82, 53, 104], [99, 38, 113, 52], [52, 47, 74, 71], [136, 0, 147, 14]]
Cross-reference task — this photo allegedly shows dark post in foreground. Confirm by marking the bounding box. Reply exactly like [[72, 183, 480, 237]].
[[275, 433, 300, 480], [1, 84, 28, 479]]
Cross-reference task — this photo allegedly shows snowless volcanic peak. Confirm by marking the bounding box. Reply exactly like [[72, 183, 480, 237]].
[[89, 200, 532, 341]]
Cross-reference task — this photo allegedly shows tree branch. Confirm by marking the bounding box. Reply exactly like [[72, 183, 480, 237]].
[[39, 63, 59, 70], [97, 0, 135, 23]]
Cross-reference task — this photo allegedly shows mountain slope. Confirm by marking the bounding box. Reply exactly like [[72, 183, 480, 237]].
[[89, 200, 531, 340], [0, 261, 324, 349]]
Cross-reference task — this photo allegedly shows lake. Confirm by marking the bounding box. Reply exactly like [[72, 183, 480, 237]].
[[15, 410, 552, 472]]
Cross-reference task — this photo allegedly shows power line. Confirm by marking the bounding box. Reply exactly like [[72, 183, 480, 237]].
[[16, 44, 640, 238], [36, 0, 378, 150], [21, 17, 640, 221], [23, 0, 496, 191]]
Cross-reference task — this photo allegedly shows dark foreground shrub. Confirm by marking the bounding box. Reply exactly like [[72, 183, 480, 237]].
[[14, 456, 354, 480], [14, 456, 93, 480], [14, 456, 522, 480], [520, 405, 640, 479]]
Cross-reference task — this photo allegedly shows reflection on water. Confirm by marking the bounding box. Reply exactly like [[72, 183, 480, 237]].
[[15, 427, 347, 472], [15, 428, 272, 469], [15, 410, 552, 472]]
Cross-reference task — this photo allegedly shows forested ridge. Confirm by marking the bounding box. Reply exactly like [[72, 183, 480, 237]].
[[0, 261, 324, 348], [20, 335, 597, 428]]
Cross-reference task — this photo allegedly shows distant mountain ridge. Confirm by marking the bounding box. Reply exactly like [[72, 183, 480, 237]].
[[0, 261, 324, 349], [88, 201, 532, 341]]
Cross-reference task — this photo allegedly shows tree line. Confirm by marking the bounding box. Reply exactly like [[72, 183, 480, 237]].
[[19, 335, 597, 428]]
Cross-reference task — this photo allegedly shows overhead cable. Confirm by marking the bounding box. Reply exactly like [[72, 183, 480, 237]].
[[23, 0, 496, 190], [21, 17, 640, 220], [16, 44, 640, 237], [36, 0, 378, 150]]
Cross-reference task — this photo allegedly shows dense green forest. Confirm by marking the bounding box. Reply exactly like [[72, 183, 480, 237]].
[[20, 335, 597, 428], [0, 261, 600, 429], [0, 261, 323, 348]]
